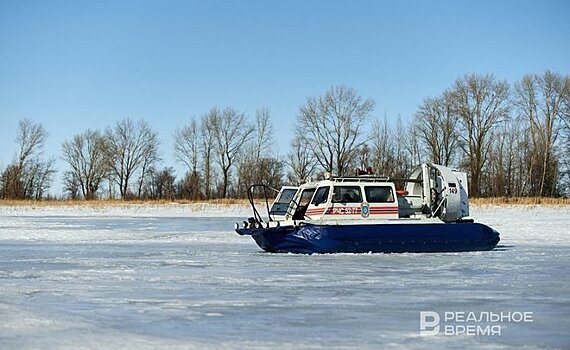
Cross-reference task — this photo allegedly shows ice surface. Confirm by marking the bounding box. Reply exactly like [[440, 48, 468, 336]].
[[0, 204, 569, 349]]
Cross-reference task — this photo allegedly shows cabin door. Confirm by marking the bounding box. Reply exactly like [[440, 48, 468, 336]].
[[305, 186, 331, 219]]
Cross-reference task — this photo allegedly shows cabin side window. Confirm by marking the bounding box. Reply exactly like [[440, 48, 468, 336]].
[[332, 186, 362, 203], [298, 189, 316, 207], [364, 186, 395, 203], [311, 186, 330, 206]]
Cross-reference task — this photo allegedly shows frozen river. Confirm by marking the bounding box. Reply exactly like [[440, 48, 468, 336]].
[[1, 204, 569, 349]]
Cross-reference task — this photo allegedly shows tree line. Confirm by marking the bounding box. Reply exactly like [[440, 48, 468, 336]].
[[1, 70, 569, 200]]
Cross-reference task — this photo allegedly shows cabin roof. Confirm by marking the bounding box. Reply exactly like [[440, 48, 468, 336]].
[[331, 176, 390, 183], [300, 178, 395, 188]]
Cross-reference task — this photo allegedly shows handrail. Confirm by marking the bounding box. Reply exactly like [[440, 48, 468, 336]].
[[331, 176, 390, 182], [330, 176, 423, 183], [246, 184, 279, 223], [285, 197, 301, 219]]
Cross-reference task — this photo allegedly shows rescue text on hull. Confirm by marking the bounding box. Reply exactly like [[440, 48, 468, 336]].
[[235, 163, 500, 254]]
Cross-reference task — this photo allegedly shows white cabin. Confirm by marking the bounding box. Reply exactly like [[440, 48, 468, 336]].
[[268, 163, 471, 224]]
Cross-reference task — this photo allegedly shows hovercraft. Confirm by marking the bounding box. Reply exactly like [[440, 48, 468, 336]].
[[235, 163, 499, 254]]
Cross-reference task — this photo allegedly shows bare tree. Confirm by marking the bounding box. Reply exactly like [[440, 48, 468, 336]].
[[136, 144, 159, 198], [450, 74, 510, 197], [253, 108, 273, 160], [415, 92, 458, 166], [405, 121, 423, 168], [61, 129, 109, 199], [174, 119, 200, 175], [367, 116, 417, 185], [238, 157, 284, 197], [514, 71, 570, 196], [176, 171, 202, 200], [1, 119, 54, 199], [143, 167, 176, 200], [200, 110, 218, 199], [174, 119, 203, 199], [492, 115, 529, 197], [391, 116, 412, 179], [211, 107, 254, 198], [16, 119, 47, 167], [561, 79, 570, 195], [30, 158, 55, 199], [286, 135, 317, 185], [296, 85, 375, 176], [63, 170, 81, 199], [486, 126, 509, 197], [0, 164, 24, 199], [369, 117, 392, 176], [236, 108, 282, 196], [105, 118, 159, 199]]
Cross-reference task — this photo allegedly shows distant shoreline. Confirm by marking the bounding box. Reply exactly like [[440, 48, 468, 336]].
[[0, 198, 249, 207], [0, 197, 568, 207], [469, 197, 570, 206]]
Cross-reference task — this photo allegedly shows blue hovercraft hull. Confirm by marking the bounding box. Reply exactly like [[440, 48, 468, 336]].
[[235, 222, 500, 254]]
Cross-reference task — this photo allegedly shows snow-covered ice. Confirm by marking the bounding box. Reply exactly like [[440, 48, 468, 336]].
[[1, 204, 569, 349]]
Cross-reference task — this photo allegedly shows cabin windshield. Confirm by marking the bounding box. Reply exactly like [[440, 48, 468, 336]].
[[332, 186, 362, 203], [270, 188, 298, 216]]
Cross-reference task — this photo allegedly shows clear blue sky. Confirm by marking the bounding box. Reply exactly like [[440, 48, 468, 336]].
[[1, 0, 569, 196]]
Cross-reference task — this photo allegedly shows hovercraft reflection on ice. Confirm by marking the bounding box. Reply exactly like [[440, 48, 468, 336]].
[[235, 163, 500, 254]]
